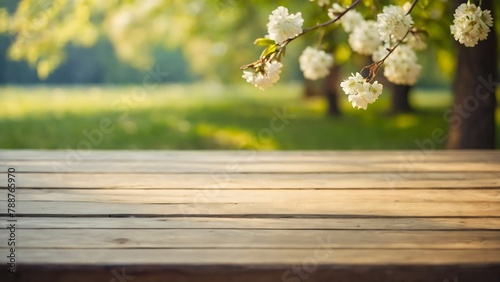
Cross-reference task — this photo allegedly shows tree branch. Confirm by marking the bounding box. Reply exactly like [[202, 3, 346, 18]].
[[406, 0, 419, 15], [280, 0, 361, 48]]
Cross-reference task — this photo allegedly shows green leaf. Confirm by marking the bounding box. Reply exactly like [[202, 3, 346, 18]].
[[260, 44, 277, 58], [254, 38, 275, 47]]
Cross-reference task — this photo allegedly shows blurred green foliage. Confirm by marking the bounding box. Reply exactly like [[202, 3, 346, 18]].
[[0, 35, 193, 83], [1, 84, 499, 149], [0, 0, 497, 85]]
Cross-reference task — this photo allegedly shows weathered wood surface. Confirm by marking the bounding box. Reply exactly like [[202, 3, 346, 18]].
[[6, 172, 500, 189], [0, 150, 499, 282]]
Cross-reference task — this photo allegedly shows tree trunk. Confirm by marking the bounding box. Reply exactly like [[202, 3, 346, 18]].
[[303, 79, 318, 98], [324, 65, 341, 116], [391, 84, 413, 113], [447, 0, 497, 149], [302, 65, 342, 116]]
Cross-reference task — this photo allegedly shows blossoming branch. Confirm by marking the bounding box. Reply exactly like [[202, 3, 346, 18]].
[[240, 0, 494, 110]]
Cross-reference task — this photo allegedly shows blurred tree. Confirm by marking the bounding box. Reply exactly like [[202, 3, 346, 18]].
[[447, 0, 497, 149], [324, 65, 342, 116], [391, 84, 413, 113]]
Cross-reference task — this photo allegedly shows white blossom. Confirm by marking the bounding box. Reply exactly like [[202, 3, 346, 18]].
[[242, 61, 283, 90], [372, 44, 390, 62], [406, 32, 427, 51], [450, 2, 493, 47], [267, 6, 304, 44], [340, 72, 383, 110], [328, 3, 344, 16], [341, 72, 365, 95], [383, 61, 421, 85], [373, 44, 421, 85], [299, 47, 334, 80], [310, 0, 330, 7], [348, 20, 382, 55], [328, 4, 363, 33], [376, 5, 413, 43]]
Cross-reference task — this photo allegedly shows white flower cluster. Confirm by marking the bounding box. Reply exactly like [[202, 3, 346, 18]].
[[242, 61, 283, 90], [267, 6, 304, 44], [299, 47, 334, 80], [376, 5, 414, 43], [242, 6, 303, 90], [340, 73, 383, 110], [242, 2, 432, 99], [329, 4, 380, 56], [328, 2, 425, 108], [372, 4, 422, 86], [450, 2, 493, 47], [348, 20, 382, 56], [328, 4, 363, 33], [326, 2, 423, 109], [373, 44, 421, 85], [310, 0, 330, 7], [405, 32, 427, 51]]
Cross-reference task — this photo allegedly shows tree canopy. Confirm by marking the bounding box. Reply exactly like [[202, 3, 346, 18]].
[[0, 0, 476, 83]]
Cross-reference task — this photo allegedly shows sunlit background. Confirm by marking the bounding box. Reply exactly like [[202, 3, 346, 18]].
[[0, 0, 499, 149]]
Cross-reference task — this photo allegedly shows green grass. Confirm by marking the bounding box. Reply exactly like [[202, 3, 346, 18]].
[[0, 83, 499, 150]]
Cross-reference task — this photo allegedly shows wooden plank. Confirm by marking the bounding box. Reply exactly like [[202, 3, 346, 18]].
[[6, 249, 500, 265], [11, 189, 500, 203], [2, 160, 499, 173], [10, 217, 500, 230], [4, 172, 499, 189], [1, 149, 499, 162], [2, 264, 500, 282], [1, 229, 499, 249], [6, 201, 500, 216], [1, 149, 499, 282], [0, 264, 500, 282]]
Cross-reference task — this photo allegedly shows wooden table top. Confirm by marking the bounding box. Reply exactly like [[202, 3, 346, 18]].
[[1, 150, 499, 281]]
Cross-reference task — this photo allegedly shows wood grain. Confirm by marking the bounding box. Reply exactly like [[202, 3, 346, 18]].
[[5, 249, 500, 265], [0, 150, 499, 282], [1, 149, 499, 162], [10, 217, 500, 230], [7, 201, 500, 216], [12, 188, 500, 203], [2, 160, 499, 173], [3, 172, 499, 189], [2, 229, 499, 249]]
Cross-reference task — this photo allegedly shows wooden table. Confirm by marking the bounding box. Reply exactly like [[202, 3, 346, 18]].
[[1, 150, 499, 281]]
